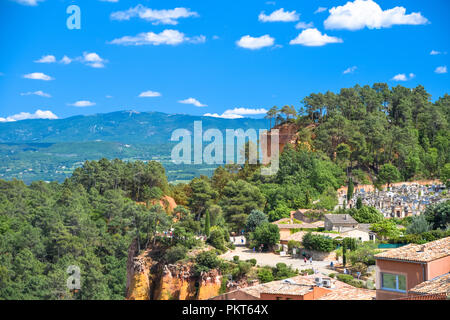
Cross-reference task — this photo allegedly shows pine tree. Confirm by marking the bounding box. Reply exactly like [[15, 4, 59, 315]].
[[204, 211, 211, 237], [356, 197, 363, 209], [346, 178, 354, 207], [342, 243, 347, 267]]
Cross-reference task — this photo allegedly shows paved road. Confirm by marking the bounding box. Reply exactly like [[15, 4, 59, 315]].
[[229, 236, 246, 246], [221, 246, 334, 275]]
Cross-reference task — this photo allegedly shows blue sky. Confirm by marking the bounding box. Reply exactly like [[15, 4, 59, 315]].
[[0, 0, 448, 121]]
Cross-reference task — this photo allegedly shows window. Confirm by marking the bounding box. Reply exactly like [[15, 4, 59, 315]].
[[381, 273, 406, 292]]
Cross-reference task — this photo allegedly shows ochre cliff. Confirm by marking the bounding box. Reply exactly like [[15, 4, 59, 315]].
[[126, 243, 227, 300], [125, 242, 259, 300]]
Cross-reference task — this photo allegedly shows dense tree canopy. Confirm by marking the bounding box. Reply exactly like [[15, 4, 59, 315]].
[[1, 83, 448, 300]]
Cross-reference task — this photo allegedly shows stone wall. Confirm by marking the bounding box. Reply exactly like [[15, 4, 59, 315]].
[[298, 249, 337, 262]]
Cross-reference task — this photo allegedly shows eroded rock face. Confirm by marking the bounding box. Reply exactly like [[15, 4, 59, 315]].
[[126, 243, 260, 300], [126, 244, 225, 300], [197, 269, 223, 300], [126, 241, 154, 300]]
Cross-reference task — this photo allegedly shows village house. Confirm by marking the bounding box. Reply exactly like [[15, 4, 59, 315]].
[[374, 237, 450, 300], [272, 218, 324, 243], [324, 214, 358, 232], [210, 274, 375, 300], [274, 216, 375, 250]]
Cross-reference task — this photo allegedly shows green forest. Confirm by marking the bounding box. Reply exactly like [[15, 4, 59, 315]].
[[0, 83, 449, 300]]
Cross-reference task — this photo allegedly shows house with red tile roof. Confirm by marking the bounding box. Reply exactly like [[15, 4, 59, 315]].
[[210, 274, 375, 301], [374, 237, 450, 300]]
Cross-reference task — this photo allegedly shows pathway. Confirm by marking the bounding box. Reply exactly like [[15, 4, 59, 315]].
[[220, 246, 335, 276]]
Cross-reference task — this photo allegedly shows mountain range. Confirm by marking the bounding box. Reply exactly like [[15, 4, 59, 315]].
[[0, 111, 269, 144], [0, 111, 270, 184]]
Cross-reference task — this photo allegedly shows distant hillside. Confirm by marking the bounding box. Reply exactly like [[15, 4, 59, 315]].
[[0, 111, 270, 184], [0, 111, 269, 144]]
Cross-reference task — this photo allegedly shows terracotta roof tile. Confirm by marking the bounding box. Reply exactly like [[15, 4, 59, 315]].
[[375, 237, 450, 263], [324, 214, 358, 225], [409, 273, 450, 295], [239, 275, 376, 300], [240, 276, 316, 298]]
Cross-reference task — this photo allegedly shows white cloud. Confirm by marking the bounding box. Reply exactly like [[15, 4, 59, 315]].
[[139, 90, 161, 98], [20, 90, 51, 98], [111, 5, 198, 25], [68, 100, 96, 107], [430, 50, 441, 55], [435, 66, 447, 74], [79, 52, 107, 68], [343, 66, 357, 74], [178, 98, 207, 107], [204, 108, 268, 119], [110, 29, 205, 46], [60, 56, 72, 64], [35, 55, 56, 63], [23, 72, 54, 81], [290, 28, 343, 46], [324, 0, 429, 31], [0, 110, 58, 122], [392, 73, 415, 81], [35, 53, 105, 67], [12, 0, 44, 6], [315, 7, 328, 14], [106, 95, 113, 99], [259, 8, 299, 22], [266, 1, 276, 5], [236, 35, 275, 50], [204, 113, 243, 119], [100, 0, 119, 2], [296, 21, 314, 29]]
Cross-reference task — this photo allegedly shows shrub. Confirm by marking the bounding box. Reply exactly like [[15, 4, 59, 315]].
[[302, 232, 335, 252], [219, 261, 234, 275], [329, 273, 336, 278], [207, 226, 227, 251], [300, 269, 314, 275], [347, 242, 380, 266], [164, 245, 188, 264], [236, 261, 252, 277], [219, 277, 228, 294], [351, 206, 384, 224], [287, 240, 301, 253], [337, 274, 365, 288], [257, 268, 274, 283], [337, 274, 354, 283], [406, 215, 432, 234], [245, 210, 269, 232], [233, 256, 240, 263], [352, 262, 368, 274], [424, 200, 450, 230], [246, 259, 257, 267], [273, 263, 298, 280], [195, 251, 220, 274], [251, 222, 280, 249]]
